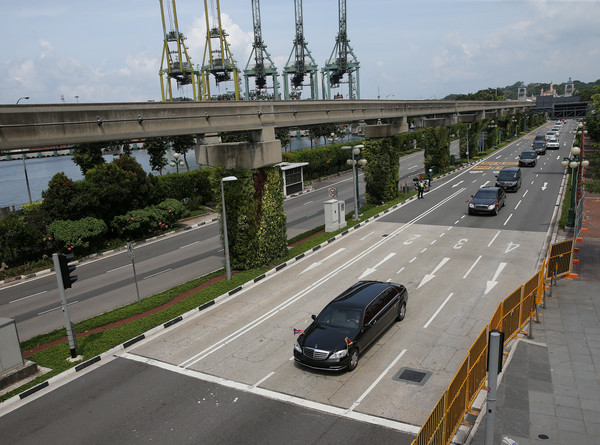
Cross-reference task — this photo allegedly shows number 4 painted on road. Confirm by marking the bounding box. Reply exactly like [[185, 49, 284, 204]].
[[505, 242, 519, 253]]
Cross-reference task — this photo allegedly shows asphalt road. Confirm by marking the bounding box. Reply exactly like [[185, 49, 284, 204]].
[[0, 121, 576, 443], [0, 152, 425, 340]]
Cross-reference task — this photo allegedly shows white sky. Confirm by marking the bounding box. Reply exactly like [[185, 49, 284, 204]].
[[2, 0, 599, 104]]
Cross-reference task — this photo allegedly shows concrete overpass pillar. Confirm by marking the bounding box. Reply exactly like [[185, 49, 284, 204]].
[[364, 118, 409, 138], [196, 125, 282, 169]]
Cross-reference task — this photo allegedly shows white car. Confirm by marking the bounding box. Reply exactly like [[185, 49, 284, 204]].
[[546, 138, 560, 149]]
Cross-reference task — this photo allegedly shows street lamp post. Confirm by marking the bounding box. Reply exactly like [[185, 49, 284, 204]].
[[511, 118, 517, 138], [169, 152, 185, 173], [16, 96, 32, 203], [221, 176, 238, 280], [488, 120, 497, 149], [342, 144, 367, 221], [561, 141, 589, 228], [466, 124, 470, 163]]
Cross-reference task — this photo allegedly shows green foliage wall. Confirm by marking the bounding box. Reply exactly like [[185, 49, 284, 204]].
[[212, 168, 287, 270]]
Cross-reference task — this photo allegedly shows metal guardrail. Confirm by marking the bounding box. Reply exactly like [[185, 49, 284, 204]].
[[412, 238, 572, 445]]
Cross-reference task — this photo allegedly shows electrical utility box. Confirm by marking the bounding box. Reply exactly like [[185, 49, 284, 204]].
[[324, 199, 346, 232], [0, 318, 24, 375]]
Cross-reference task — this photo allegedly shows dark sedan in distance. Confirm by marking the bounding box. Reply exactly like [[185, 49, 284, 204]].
[[293, 281, 407, 372], [468, 186, 506, 215], [519, 150, 537, 167]]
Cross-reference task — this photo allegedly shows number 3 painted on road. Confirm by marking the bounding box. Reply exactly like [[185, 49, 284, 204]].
[[454, 239, 468, 249]]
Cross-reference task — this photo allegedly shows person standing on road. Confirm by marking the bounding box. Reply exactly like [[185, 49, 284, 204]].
[[417, 179, 425, 199], [427, 168, 433, 187]]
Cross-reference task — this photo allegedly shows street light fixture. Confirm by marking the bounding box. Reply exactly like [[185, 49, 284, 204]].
[[488, 120, 497, 149], [16, 96, 29, 104], [342, 144, 367, 221], [169, 152, 185, 173], [221, 176, 238, 280], [466, 124, 471, 163], [561, 142, 589, 227]]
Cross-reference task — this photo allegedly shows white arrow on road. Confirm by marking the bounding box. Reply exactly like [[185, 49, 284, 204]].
[[452, 180, 464, 188], [541, 182, 548, 191], [300, 248, 345, 275], [359, 252, 396, 279], [485, 262, 507, 295], [418, 257, 450, 288]]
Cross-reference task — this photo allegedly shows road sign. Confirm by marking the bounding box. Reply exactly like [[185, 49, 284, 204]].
[[328, 187, 338, 198]]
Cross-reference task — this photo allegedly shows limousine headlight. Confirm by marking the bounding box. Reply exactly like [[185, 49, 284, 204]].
[[330, 349, 348, 360], [294, 340, 302, 353]]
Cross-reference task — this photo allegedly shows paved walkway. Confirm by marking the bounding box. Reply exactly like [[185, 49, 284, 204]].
[[468, 194, 600, 444]]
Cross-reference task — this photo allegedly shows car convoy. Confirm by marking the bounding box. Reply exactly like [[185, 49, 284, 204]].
[[294, 121, 567, 374], [467, 120, 567, 217]]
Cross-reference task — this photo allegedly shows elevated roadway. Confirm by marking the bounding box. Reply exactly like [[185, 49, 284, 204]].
[[1, 100, 533, 150]]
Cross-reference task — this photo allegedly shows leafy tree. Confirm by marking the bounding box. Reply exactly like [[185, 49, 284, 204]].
[[170, 134, 196, 171], [83, 156, 153, 223], [275, 128, 291, 151], [143, 137, 169, 175], [363, 139, 401, 204], [0, 212, 43, 262], [42, 173, 91, 221], [71, 142, 106, 175]]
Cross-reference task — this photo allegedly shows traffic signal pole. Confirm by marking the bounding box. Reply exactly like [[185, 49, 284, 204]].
[[52, 253, 78, 359]]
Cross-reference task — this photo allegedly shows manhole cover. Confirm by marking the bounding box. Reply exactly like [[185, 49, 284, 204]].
[[393, 367, 431, 385]]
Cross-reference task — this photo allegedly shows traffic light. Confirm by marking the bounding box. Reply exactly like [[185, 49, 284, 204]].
[[58, 253, 78, 289]]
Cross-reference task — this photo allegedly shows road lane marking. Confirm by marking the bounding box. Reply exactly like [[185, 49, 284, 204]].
[[253, 372, 275, 388], [122, 353, 420, 435], [488, 230, 501, 247], [177, 188, 468, 369], [396, 266, 405, 274], [144, 268, 172, 279], [359, 231, 374, 241], [38, 300, 79, 315], [423, 293, 454, 328], [463, 256, 482, 279], [359, 252, 396, 279], [107, 264, 129, 273], [503, 213, 513, 226], [523, 190, 528, 197], [300, 248, 346, 275], [10, 290, 47, 304], [418, 258, 450, 289], [515, 200, 522, 209], [347, 349, 407, 413], [430, 239, 437, 245], [179, 241, 200, 249], [485, 263, 507, 295]]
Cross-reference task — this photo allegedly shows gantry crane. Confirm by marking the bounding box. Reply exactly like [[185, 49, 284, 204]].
[[283, 0, 319, 100], [243, 0, 280, 100], [158, 0, 200, 101], [321, 0, 360, 100], [201, 0, 240, 101]]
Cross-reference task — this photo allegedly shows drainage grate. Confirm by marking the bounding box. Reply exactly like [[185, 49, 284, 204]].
[[393, 367, 431, 386]]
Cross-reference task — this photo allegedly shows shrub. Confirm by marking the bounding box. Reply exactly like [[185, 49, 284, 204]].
[[48, 217, 108, 254], [111, 198, 185, 240]]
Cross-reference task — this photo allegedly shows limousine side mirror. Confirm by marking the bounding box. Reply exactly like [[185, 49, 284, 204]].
[[311, 314, 316, 320]]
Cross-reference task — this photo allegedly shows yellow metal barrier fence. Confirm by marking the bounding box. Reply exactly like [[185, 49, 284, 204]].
[[411, 238, 573, 445]]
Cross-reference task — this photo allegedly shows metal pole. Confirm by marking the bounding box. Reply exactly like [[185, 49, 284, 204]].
[[567, 164, 578, 227], [52, 253, 77, 358], [467, 125, 471, 164], [221, 179, 232, 280], [485, 330, 502, 445], [22, 155, 33, 204], [352, 152, 359, 221], [127, 242, 141, 303]]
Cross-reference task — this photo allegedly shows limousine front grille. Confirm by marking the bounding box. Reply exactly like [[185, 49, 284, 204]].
[[303, 347, 329, 360]]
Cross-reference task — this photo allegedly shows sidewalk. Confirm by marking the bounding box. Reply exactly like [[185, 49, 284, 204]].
[[469, 194, 600, 444]]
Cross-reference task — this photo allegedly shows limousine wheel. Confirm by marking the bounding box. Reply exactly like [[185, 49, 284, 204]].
[[397, 302, 406, 321], [347, 348, 359, 371]]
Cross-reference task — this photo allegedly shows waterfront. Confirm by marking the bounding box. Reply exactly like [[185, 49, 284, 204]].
[[0, 135, 359, 209]]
